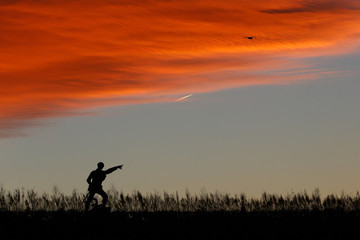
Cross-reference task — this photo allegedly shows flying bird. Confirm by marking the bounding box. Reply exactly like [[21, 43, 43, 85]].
[[175, 94, 193, 102], [244, 36, 255, 40]]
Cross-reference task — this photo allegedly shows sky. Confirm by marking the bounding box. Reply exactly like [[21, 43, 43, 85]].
[[1, 0, 360, 197]]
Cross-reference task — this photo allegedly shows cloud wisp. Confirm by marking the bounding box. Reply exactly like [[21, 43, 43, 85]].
[[1, 0, 360, 137]]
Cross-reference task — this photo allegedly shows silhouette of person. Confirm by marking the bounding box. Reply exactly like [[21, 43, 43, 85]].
[[85, 162, 123, 211]]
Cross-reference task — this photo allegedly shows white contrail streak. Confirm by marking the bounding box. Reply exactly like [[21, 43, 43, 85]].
[[175, 94, 193, 102]]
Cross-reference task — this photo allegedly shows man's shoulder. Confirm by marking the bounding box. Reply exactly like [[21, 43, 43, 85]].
[[91, 169, 105, 175]]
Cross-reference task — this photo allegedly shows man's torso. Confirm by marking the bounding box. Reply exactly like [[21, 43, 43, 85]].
[[88, 170, 106, 191]]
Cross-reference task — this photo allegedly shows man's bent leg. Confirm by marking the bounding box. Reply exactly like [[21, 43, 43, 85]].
[[98, 189, 108, 206], [85, 192, 95, 211]]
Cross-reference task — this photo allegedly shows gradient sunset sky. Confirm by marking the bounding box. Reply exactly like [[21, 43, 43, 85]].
[[1, 0, 360, 197]]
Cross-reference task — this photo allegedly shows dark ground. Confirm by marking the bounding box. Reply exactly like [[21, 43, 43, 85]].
[[1, 210, 360, 239]]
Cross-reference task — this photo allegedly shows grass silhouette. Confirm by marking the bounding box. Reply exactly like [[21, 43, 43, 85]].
[[1, 186, 360, 212], [2, 186, 360, 239]]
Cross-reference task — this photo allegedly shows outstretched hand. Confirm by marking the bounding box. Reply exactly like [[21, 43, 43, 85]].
[[117, 165, 124, 170]]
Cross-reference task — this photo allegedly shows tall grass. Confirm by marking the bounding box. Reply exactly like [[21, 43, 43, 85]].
[[1, 186, 360, 212]]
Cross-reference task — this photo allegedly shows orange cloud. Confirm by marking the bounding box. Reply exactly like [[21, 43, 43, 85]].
[[1, 0, 360, 136]]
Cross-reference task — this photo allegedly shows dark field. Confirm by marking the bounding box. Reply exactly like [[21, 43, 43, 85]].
[[2, 210, 360, 239], [2, 187, 360, 239]]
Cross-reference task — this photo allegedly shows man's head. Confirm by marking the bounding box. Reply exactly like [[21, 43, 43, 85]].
[[97, 162, 104, 169]]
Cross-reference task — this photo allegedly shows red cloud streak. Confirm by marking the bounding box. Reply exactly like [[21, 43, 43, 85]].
[[1, 0, 360, 136]]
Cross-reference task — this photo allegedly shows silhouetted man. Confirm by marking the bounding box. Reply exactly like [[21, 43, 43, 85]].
[[85, 162, 123, 211]]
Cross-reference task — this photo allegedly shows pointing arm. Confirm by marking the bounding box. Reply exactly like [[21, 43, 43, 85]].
[[105, 165, 123, 174]]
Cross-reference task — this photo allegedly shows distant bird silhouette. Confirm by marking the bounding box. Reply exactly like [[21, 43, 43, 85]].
[[244, 36, 255, 40]]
